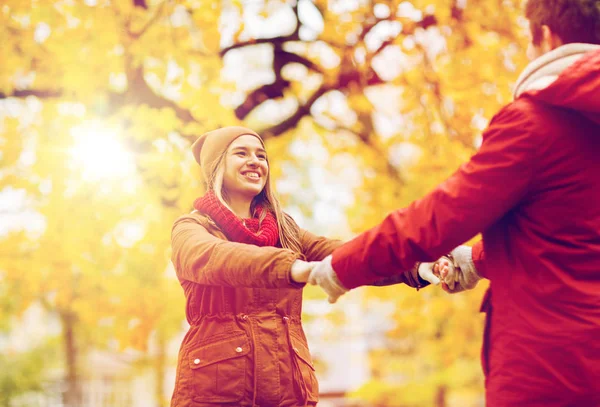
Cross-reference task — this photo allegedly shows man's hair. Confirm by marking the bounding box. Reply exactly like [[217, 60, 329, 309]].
[[525, 0, 600, 45]]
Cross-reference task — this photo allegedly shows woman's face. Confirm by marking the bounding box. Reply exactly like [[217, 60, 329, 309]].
[[222, 134, 269, 201]]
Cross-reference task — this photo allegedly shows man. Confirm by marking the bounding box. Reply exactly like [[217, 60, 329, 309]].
[[308, 1, 600, 406]]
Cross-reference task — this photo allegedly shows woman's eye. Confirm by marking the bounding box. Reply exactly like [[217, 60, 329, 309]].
[[236, 152, 246, 156], [258, 155, 266, 160]]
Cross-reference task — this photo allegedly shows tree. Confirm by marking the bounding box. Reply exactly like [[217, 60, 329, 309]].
[[0, 339, 60, 407], [214, 1, 527, 405], [217, 0, 528, 175], [1, 1, 230, 405], [1, 0, 530, 405]]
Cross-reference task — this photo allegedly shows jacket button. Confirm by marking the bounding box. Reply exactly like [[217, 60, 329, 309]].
[[235, 347, 243, 353], [193, 358, 201, 364], [241, 314, 248, 320]]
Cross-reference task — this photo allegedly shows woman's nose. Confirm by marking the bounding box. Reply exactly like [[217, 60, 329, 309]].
[[246, 155, 259, 166]]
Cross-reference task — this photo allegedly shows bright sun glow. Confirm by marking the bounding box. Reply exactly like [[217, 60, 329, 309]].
[[69, 122, 136, 181]]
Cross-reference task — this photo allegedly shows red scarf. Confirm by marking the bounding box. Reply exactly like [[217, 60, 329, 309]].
[[193, 191, 279, 247]]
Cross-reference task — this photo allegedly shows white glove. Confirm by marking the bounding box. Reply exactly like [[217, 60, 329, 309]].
[[307, 255, 348, 304], [418, 261, 445, 285], [290, 259, 317, 283], [443, 245, 482, 293]]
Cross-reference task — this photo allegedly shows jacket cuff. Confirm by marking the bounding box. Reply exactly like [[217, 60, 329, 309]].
[[282, 254, 307, 289], [366, 263, 430, 290], [471, 241, 487, 278], [414, 263, 431, 290]]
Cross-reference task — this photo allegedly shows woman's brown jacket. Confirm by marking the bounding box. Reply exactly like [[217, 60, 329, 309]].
[[170, 211, 426, 407]]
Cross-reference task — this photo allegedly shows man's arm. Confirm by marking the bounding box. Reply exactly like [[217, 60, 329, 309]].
[[331, 102, 538, 289], [471, 240, 486, 278]]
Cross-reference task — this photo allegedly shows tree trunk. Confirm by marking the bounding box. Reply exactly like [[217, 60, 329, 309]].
[[435, 385, 447, 407], [61, 311, 81, 407], [155, 332, 167, 407]]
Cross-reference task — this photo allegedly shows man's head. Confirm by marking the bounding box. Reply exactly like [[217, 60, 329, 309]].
[[525, 0, 600, 59]]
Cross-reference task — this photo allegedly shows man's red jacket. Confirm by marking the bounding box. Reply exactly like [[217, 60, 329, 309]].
[[331, 47, 600, 406]]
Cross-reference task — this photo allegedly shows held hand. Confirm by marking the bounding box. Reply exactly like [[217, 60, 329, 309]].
[[307, 255, 348, 304], [417, 261, 446, 285], [437, 246, 482, 293], [434, 258, 456, 292], [290, 259, 317, 284]]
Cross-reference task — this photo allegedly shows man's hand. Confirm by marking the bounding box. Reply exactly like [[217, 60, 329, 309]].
[[307, 255, 348, 304], [437, 246, 482, 293]]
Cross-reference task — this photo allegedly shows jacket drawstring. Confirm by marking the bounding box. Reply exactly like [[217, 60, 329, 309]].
[[240, 313, 259, 407], [282, 316, 309, 407]]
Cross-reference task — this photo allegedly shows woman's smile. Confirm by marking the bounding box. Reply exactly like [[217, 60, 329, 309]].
[[222, 135, 269, 201], [241, 170, 261, 182]]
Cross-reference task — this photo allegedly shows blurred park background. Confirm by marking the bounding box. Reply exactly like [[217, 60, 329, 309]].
[[0, 0, 529, 406]]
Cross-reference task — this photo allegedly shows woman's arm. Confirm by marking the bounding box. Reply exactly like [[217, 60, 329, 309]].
[[299, 228, 343, 262], [171, 213, 303, 288]]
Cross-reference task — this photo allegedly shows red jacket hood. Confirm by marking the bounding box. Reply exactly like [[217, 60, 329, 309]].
[[515, 45, 600, 125]]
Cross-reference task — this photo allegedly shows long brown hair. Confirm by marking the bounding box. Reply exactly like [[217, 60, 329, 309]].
[[206, 147, 303, 254]]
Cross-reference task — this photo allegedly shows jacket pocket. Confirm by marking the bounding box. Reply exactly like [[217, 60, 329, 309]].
[[187, 332, 250, 404], [289, 334, 319, 402]]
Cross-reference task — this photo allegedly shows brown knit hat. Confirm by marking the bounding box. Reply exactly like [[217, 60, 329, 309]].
[[191, 126, 264, 181]]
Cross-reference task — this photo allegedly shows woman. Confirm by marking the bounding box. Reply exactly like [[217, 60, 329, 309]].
[[170, 126, 441, 407]]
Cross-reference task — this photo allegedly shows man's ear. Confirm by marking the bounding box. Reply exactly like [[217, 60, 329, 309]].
[[541, 25, 563, 51]]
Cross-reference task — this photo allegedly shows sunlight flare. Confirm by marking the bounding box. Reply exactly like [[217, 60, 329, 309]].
[[69, 122, 136, 181]]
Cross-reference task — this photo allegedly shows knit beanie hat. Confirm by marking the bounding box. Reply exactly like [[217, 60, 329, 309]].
[[191, 126, 264, 181]]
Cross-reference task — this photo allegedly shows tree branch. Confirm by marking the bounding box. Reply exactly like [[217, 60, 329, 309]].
[[0, 75, 195, 125], [219, 33, 301, 56], [313, 121, 404, 187], [176, 131, 198, 146], [0, 89, 62, 99], [133, 0, 148, 9], [234, 37, 326, 120], [412, 42, 464, 147], [277, 50, 324, 73], [373, 38, 395, 57], [390, 13, 439, 38], [112, 65, 196, 123], [359, 14, 402, 42], [234, 79, 291, 120], [220, 0, 304, 57], [259, 84, 331, 138], [129, 0, 169, 39]]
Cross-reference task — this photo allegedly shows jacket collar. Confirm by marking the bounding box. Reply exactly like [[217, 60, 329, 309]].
[[513, 43, 600, 99]]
